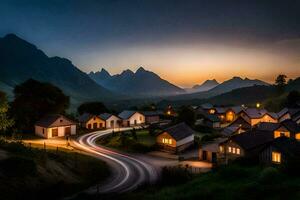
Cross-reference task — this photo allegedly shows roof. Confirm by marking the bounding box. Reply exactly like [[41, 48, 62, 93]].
[[141, 111, 164, 116], [204, 113, 220, 122], [230, 106, 244, 114], [278, 108, 300, 118], [242, 108, 277, 119], [118, 110, 141, 119], [256, 122, 280, 132], [228, 130, 274, 150], [99, 113, 116, 120], [229, 116, 251, 129], [35, 114, 76, 128], [280, 119, 300, 133], [161, 122, 195, 141], [200, 103, 213, 109], [78, 113, 94, 123], [215, 107, 226, 114], [265, 137, 300, 157], [221, 125, 241, 136], [201, 138, 228, 152]]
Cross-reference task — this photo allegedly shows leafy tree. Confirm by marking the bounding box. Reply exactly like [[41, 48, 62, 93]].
[[0, 91, 14, 133], [275, 74, 287, 94], [177, 106, 196, 126], [284, 90, 300, 108], [11, 79, 69, 131], [77, 102, 108, 115]]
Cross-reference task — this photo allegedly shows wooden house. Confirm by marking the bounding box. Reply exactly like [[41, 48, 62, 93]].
[[78, 113, 105, 129], [238, 108, 278, 126], [141, 111, 162, 124], [99, 113, 121, 129], [221, 125, 245, 137], [35, 115, 76, 138], [260, 137, 300, 165], [277, 108, 300, 123], [202, 113, 221, 128], [156, 122, 195, 153], [118, 110, 145, 127], [199, 138, 227, 163]]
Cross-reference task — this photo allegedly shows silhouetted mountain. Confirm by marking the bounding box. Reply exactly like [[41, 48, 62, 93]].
[[171, 76, 269, 100], [0, 34, 116, 105], [89, 67, 185, 96], [186, 79, 219, 93]]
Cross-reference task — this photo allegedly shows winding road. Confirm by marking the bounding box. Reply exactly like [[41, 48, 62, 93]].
[[72, 128, 159, 194]]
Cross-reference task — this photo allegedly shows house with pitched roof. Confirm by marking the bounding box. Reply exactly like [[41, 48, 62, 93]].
[[239, 108, 278, 126], [35, 115, 76, 138], [118, 110, 145, 127], [199, 138, 227, 163], [78, 113, 105, 130], [99, 113, 121, 129], [260, 137, 300, 165], [141, 111, 163, 124], [156, 122, 195, 153], [277, 108, 300, 123]]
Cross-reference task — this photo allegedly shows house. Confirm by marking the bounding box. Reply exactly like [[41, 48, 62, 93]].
[[99, 113, 121, 129], [118, 110, 145, 127], [273, 119, 300, 140], [260, 137, 300, 165], [141, 111, 163, 124], [198, 103, 214, 113], [224, 106, 244, 123], [202, 113, 221, 128], [219, 129, 274, 163], [239, 108, 278, 126], [277, 108, 300, 123], [165, 105, 177, 116], [78, 113, 105, 129], [199, 138, 227, 163], [156, 122, 195, 153], [227, 115, 251, 130], [35, 114, 76, 138]]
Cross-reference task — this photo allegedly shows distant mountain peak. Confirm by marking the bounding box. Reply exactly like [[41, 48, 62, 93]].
[[232, 76, 243, 80], [136, 66, 147, 73], [121, 69, 134, 76], [100, 68, 110, 76], [189, 79, 219, 92]]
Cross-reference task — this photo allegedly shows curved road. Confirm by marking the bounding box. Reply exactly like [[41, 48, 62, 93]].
[[72, 128, 159, 194]]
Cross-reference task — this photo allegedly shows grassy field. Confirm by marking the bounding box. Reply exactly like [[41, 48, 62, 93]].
[[0, 138, 110, 200], [97, 129, 156, 153], [119, 163, 300, 200]]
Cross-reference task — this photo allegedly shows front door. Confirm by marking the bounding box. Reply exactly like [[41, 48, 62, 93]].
[[52, 128, 58, 137], [65, 127, 71, 136], [202, 151, 207, 160], [127, 121, 130, 126], [93, 123, 97, 129], [134, 120, 137, 125]]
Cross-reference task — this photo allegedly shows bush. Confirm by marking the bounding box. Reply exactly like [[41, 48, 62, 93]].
[[0, 156, 37, 177], [217, 165, 249, 180], [259, 167, 281, 184], [160, 166, 192, 186]]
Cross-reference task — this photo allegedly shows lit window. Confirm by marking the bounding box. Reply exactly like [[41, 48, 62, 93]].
[[296, 133, 300, 140], [169, 139, 172, 144], [232, 147, 236, 154], [272, 152, 281, 163], [228, 147, 232, 153], [219, 146, 224, 153], [209, 109, 215, 114], [236, 148, 240, 155]]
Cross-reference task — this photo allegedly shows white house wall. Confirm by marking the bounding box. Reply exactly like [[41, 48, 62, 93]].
[[106, 115, 121, 128]]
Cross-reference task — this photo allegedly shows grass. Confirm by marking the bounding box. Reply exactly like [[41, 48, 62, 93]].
[[97, 129, 156, 153], [118, 164, 300, 200], [0, 138, 110, 200]]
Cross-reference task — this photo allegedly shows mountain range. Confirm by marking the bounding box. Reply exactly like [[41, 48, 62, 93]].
[[0, 34, 116, 105], [170, 76, 269, 100], [185, 79, 219, 93], [89, 67, 185, 96]]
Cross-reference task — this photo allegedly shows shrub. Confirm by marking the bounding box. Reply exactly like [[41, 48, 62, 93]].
[[259, 167, 281, 184], [160, 166, 192, 186], [217, 165, 249, 180]]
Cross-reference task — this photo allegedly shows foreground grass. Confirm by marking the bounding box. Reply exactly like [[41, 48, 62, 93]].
[[121, 164, 300, 200], [0, 138, 110, 200]]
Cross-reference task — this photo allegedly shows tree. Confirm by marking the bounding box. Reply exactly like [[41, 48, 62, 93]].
[[11, 79, 69, 131], [177, 106, 196, 126], [0, 91, 14, 133], [284, 90, 300, 108], [275, 74, 287, 94], [77, 102, 109, 115]]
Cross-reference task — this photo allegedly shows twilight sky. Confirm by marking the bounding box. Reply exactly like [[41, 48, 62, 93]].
[[0, 0, 300, 87]]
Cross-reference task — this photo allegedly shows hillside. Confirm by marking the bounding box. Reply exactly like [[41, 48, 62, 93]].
[[0, 34, 117, 105], [89, 67, 185, 97], [171, 77, 269, 100], [186, 79, 219, 93]]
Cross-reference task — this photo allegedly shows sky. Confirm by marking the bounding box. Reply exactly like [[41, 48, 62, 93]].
[[0, 0, 300, 87]]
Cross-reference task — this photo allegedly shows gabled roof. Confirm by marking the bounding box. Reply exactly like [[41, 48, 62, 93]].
[[280, 119, 300, 133], [229, 116, 251, 129], [161, 122, 195, 141], [78, 113, 95, 123], [201, 138, 228, 152], [141, 111, 164, 116], [277, 108, 300, 118], [215, 107, 226, 114], [242, 108, 277, 119], [35, 114, 76, 128], [118, 110, 142, 120], [228, 130, 274, 150], [203, 113, 220, 122], [264, 137, 300, 157], [221, 125, 241, 136], [256, 122, 280, 132], [230, 106, 244, 114]]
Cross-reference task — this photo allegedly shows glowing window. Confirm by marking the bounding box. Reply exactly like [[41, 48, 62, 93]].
[[236, 148, 240, 155], [219, 146, 224, 153], [296, 133, 300, 140], [169, 139, 172, 144], [232, 147, 236, 154], [228, 147, 232, 153], [272, 152, 281, 163], [209, 109, 215, 114]]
